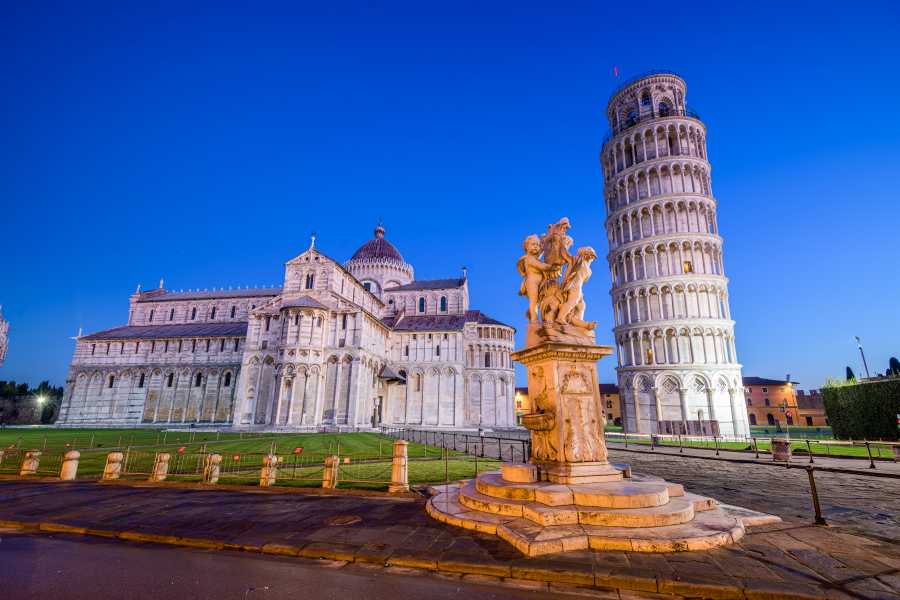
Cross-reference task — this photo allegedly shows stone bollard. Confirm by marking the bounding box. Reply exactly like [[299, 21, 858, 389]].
[[19, 451, 42, 476], [259, 454, 280, 487], [149, 452, 171, 482], [60, 450, 81, 480], [388, 440, 409, 493], [771, 439, 791, 462], [322, 454, 339, 489], [102, 452, 124, 480], [0, 449, 5, 466], [203, 453, 222, 484]]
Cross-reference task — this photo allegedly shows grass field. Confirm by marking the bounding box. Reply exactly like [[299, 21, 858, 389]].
[[607, 433, 897, 459], [0, 428, 500, 489]]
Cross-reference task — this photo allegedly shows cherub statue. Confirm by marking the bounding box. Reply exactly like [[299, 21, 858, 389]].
[[540, 217, 574, 278], [517, 234, 556, 322], [540, 246, 597, 331]]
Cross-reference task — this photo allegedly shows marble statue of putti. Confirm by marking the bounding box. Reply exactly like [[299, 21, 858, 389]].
[[517, 217, 597, 345]]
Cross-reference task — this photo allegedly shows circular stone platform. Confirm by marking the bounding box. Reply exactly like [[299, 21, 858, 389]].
[[426, 466, 780, 557]]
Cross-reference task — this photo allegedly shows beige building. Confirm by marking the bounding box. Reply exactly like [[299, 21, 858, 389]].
[[59, 226, 516, 431]]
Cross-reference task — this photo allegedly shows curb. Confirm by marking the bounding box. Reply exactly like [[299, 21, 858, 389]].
[[0, 518, 831, 599]]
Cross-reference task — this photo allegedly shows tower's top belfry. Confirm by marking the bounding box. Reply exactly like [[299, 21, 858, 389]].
[[598, 70, 749, 439]]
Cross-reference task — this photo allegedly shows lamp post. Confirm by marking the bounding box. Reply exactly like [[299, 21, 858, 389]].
[[855, 336, 871, 379]]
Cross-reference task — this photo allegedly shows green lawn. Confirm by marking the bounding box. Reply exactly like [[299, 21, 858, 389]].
[[0, 428, 494, 489], [608, 434, 896, 459]]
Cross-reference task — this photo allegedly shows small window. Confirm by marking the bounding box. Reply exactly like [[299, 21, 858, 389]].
[[120, 343, 124, 354], [436, 345, 441, 357], [342, 314, 348, 329], [149, 309, 154, 322], [224, 372, 232, 387], [167, 373, 174, 387], [640, 91, 651, 107], [415, 374, 422, 392], [484, 352, 491, 368], [231, 305, 236, 318], [210, 307, 216, 320], [164, 340, 169, 352], [91, 344, 96, 355], [169, 308, 175, 321], [305, 274, 315, 289], [191, 307, 197, 320], [265, 316, 271, 332], [191, 340, 196, 353], [151, 341, 156, 352], [418, 297, 426, 313], [805, 416, 813, 426], [294, 314, 300, 326], [220, 339, 225, 351], [762, 387, 768, 393], [658, 101, 671, 116], [108, 375, 115, 388], [746, 398, 751, 406], [195, 373, 203, 387], [363, 282, 371, 292], [233, 339, 239, 351], [440, 296, 447, 312], [205, 339, 210, 351], [404, 345, 409, 357], [138, 373, 145, 388], [764, 398, 770, 406], [135, 342, 140, 353], [178, 340, 183, 352], [682, 261, 693, 274]]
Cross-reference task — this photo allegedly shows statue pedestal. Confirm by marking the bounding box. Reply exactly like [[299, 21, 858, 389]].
[[512, 341, 620, 484]]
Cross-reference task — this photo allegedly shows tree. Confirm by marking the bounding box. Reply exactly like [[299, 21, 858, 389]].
[[890, 357, 900, 377], [846, 366, 856, 381]]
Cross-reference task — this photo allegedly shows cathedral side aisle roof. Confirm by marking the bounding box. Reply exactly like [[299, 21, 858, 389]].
[[279, 296, 328, 309], [383, 278, 465, 292], [81, 322, 248, 341], [386, 309, 513, 332], [136, 287, 282, 303]]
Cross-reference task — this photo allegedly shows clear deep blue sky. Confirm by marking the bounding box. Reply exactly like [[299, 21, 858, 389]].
[[2, 2, 898, 389]]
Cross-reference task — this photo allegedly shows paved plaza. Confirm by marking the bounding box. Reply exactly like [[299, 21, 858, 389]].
[[1, 447, 898, 600]]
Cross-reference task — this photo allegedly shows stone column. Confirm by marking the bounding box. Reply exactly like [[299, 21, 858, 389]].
[[728, 388, 743, 437], [19, 451, 42, 476], [322, 454, 339, 489], [388, 440, 409, 493], [103, 452, 124, 481], [513, 341, 621, 485], [259, 454, 279, 487], [203, 453, 222, 484], [678, 388, 689, 434], [651, 386, 663, 433], [149, 452, 170, 482], [60, 450, 80, 480]]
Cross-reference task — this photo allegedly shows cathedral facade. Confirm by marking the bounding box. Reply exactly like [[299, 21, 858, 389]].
[[58, 226, 517, 430]]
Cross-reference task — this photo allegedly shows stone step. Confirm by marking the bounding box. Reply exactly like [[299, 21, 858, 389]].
[[426, 490, 515, 535], [474, 471, 677, 509], [496, 508, 744, 557], [458, 481, 715, 528], [523, 495, 696, 528]]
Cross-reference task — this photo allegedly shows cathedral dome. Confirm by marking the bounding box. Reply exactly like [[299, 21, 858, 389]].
[[350, 225, 405, 263]]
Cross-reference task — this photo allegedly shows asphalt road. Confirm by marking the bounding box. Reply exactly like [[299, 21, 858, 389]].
[[0, 530, 581, 600]]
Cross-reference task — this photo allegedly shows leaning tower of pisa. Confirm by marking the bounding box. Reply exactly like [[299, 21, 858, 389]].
[[600, 71, 749, 438]]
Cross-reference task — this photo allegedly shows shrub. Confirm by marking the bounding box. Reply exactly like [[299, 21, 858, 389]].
[[822, 378, 900, 440]]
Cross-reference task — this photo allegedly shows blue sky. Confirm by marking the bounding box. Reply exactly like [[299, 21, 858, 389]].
[[1, 2, 898, 389]]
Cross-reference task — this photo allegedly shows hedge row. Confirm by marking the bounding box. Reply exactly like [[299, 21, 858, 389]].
[[822, 378, 900, 440]]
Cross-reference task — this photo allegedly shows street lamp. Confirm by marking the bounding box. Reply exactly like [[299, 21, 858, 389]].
[[36, 395, 46, 406], [855, 336, 871, 379]]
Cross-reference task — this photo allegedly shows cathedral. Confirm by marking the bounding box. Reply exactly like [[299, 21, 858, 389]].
[[58, 226, 517, 430]]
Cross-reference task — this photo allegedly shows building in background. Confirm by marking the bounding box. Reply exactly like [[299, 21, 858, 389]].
[[796, 389, 829, 427], [743, 376, 798, 427], [0, 306, 8, 367], [601, 71, 748, 437], [58, 226, 517, 431], [599, 384, 622, 425], [514, 386, 530, 425]]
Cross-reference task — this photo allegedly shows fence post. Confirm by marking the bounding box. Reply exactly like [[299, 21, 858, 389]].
[[322, 455, 339, 489], [388, 439, 409, 493], [103, 452, 124, 481], [753, 437, 759, 459], [806, 439, 815, 464], [203, 454, 222, 484], [864, 441, 876, 469], [19, 451, 42, 476], [805, 466, 827, 525], [149, 452, 171, 482], [260, 454, 280, 487], [60, 450, 81, 480]]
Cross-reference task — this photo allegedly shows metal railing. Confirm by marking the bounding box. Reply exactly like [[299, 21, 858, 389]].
[[380, 427, 532, 464], [601, 106, 702, 148]]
